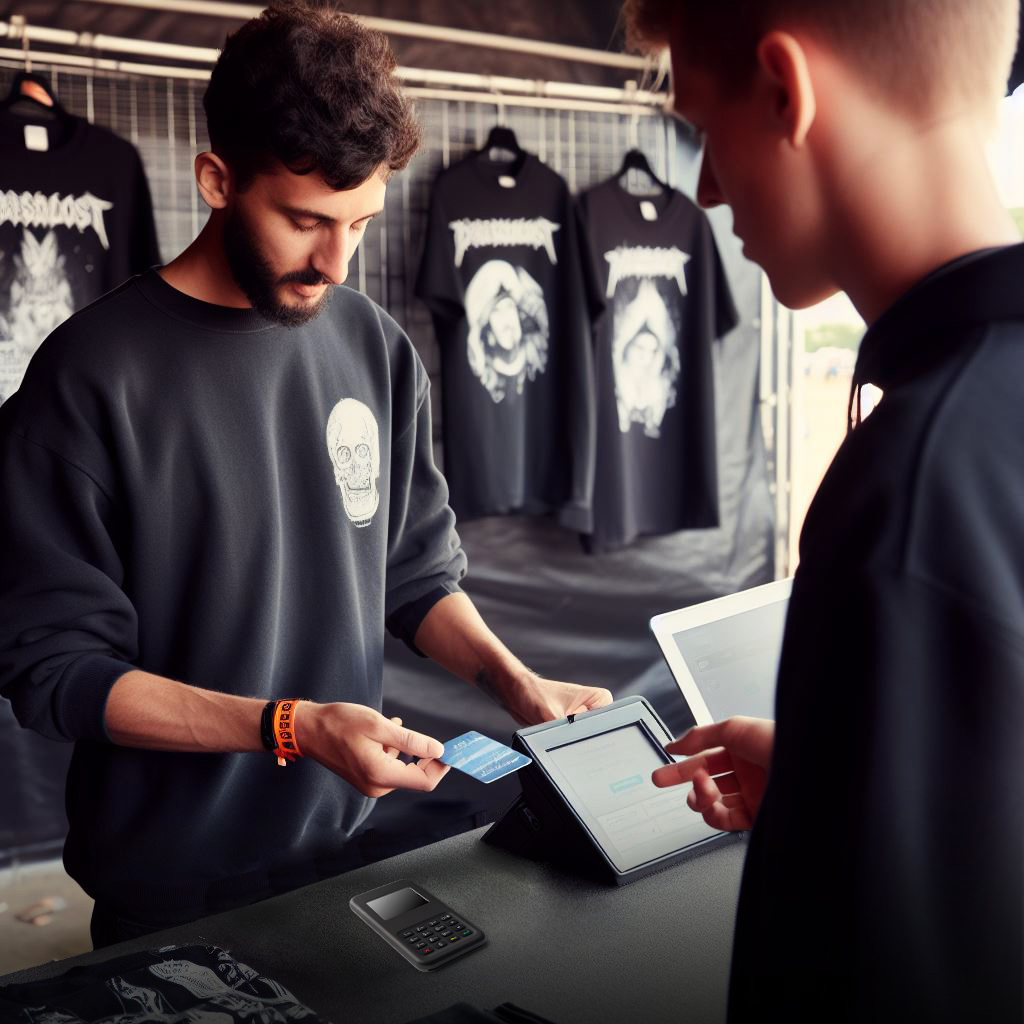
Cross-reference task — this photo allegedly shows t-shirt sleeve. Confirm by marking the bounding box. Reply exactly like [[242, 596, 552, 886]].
[[556, 190, 598, 532], [414, 174, 463, 323], [573, 194, 606, 325], [383, 361, 467, 650], [0, 417, 138, 743]]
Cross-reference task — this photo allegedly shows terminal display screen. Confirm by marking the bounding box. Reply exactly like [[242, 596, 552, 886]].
[[546, 724, 718, 873], [367, 887, 429, 921]]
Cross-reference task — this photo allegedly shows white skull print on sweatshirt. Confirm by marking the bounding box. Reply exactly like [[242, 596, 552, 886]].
[[325, 398, 380, 527]]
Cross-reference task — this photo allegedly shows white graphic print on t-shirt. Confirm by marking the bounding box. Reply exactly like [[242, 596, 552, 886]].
[[448, 217, 560, 267], [326, 398, 380, 527], [0, 229, 74, 404], [0, 189, 118, 404], [605, 244, 689, 439], [0, 188, 114, 249], [464, 259, 549, 403]]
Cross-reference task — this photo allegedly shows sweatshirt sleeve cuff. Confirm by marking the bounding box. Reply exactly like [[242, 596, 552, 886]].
[[386, 582, 462, 657], [56, 654, 137, 743]]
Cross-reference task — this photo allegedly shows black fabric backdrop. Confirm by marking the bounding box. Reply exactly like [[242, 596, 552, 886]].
[[0, 2, 775, 871]]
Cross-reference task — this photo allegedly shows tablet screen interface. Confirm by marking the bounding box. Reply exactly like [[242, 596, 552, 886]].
[[546, 724, 718, 872], [671, 598, 788, 721]]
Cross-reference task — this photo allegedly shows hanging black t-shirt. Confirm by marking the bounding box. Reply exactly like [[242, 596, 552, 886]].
[[0, 106, 160, 403], [416, 151, 598, 530], [578, 177, 738, 552]]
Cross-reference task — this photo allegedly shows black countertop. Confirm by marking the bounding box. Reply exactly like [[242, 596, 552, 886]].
[[0, 826, 747, 1023]]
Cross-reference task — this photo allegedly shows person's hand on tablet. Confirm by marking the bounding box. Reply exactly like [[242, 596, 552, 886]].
[[651, 717, 774, 831]]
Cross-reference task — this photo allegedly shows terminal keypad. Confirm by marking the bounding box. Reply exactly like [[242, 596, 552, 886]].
[[400, 913, 474, 956]]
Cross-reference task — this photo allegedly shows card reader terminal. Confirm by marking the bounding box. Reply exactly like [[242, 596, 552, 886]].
[[349, 878, 487, 971]]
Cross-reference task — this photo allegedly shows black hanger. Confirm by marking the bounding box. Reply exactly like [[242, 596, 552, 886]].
[[617, 148, 667, 192], [480, 122, 527, 177], [1, 71, 60, 121], [483, 124, 522, 157]]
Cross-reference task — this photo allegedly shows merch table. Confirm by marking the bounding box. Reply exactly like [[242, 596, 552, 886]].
[[0, 827, 748, 1024]]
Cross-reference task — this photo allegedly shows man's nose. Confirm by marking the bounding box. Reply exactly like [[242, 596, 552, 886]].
[[312, 229, 350, 286], [696, 151, 723, 209]]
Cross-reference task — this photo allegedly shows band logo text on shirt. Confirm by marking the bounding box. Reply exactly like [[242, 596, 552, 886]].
[[604, 245, 690, 298], [0, 190, 114, 250], [449, 218, 561, 267]]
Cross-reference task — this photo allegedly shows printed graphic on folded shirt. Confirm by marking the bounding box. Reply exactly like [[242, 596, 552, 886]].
[[440, 731, 532, 783]]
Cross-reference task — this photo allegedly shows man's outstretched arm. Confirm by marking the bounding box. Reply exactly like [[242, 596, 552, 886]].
[[413, 591, 614, 726], [104, 670, 450, 798]]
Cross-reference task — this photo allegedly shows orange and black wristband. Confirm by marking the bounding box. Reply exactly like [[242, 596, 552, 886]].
[[260, 698, 304, 766]]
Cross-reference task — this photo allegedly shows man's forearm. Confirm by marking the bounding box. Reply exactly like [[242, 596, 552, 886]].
[[412, 593, 615, 728], [412, 593, 531, 702], [105, 669, 264, 752]]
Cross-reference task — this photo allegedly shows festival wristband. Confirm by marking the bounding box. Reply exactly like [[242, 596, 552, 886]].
[[261, 698, 304, 766]]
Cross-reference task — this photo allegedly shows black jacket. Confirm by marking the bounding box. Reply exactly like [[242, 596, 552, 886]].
[[730, 246, 1024, 1022]]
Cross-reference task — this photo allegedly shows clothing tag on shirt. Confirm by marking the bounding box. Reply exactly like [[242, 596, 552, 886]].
[[639, 200, 658, 221], [498, 175, 517, 189], [440, 730, 532, 783], [23, 124, 48, 152]]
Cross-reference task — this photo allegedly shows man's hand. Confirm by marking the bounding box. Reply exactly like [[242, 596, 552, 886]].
[[651, 716, 774, 832], [493, 672, 614, 727], [299, 702, 450, 798]]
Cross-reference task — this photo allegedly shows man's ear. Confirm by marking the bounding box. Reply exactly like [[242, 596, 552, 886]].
[[756, 31, 817, 148], [195, 151, 232, 210]]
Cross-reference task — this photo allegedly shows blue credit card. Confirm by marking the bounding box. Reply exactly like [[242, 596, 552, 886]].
[[439, 731, 533, 784]]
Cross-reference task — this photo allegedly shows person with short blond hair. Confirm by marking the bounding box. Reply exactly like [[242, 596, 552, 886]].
[[634, 0, 1024, 1019]]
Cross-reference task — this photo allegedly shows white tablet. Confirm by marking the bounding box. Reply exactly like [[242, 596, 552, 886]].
[[650, 578, 793, 725]]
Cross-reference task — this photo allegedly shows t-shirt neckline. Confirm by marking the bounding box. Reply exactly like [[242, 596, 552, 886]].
[[137, 268, 279, 334], [611, 177, 680, 227], [470, 149, 536, 192], [0, 107, 89, 160]]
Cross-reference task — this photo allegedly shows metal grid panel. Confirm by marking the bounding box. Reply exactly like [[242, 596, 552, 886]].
[[0, 61, 703, 437]]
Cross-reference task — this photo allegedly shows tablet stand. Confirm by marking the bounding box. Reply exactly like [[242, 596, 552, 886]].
[[482, 754, 612, 883]]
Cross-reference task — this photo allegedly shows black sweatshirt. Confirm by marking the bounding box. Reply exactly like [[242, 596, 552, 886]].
[[729, 246, 1024, 1022], [0, 270, 466, 921]]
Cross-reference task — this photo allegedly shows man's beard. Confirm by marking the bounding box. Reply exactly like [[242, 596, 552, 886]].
[[223, 208, 332, 327]]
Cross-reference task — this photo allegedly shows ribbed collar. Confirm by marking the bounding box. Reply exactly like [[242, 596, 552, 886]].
[[137, 268, 277, 334]]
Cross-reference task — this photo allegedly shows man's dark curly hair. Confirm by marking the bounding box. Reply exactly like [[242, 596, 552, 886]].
[[203, 1, 421, 191]]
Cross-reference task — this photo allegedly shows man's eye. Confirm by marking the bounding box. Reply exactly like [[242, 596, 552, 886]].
[[292, 220, 320, 233], [350, 220, 370, 234]]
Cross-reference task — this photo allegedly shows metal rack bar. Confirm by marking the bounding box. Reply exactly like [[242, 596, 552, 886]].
[[401, 86, 660, 118], [0, 18, 669, 111], [0, 51, 667, 117]]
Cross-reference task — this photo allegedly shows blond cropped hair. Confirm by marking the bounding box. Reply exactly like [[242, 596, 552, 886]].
[[625, 0, 1019, 115]]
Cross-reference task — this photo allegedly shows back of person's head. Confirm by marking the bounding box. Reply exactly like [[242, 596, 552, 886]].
[[625, 0, 1019, 119], [203, 0, 420, 192]]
